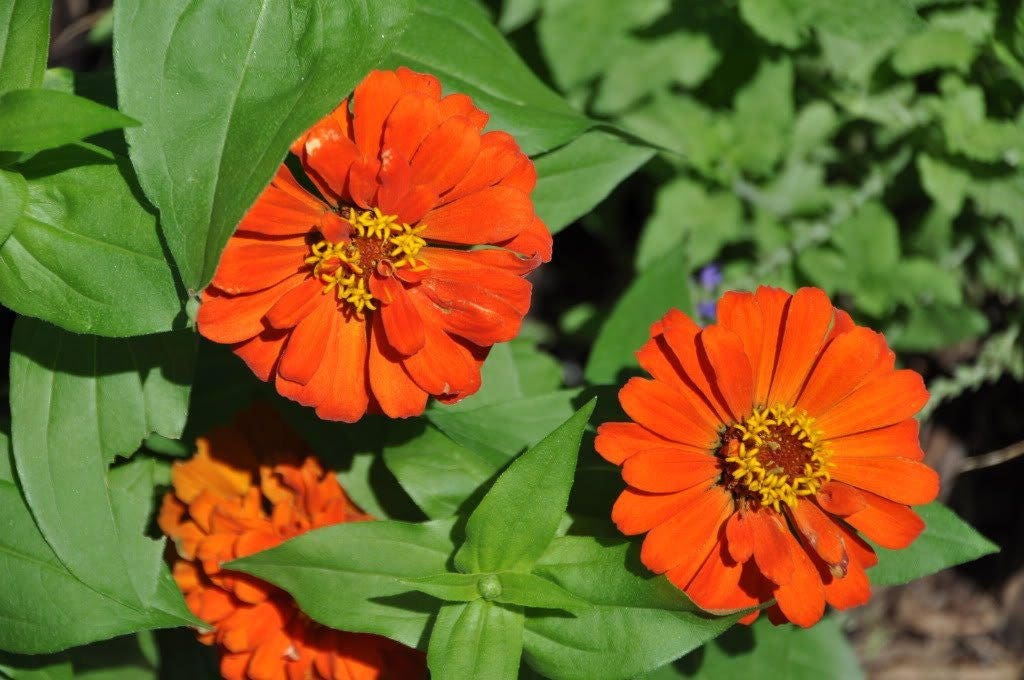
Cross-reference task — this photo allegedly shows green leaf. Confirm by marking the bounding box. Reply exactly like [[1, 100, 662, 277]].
[[385, 423, 512, 519], [532, 130, 654, 234], [384, 0, 592, 156], [486, 572, 585, 611], [0, 145, 184, 336], [229, 518, 457, 649], [403, 572, 584, 611], [593, 33, 719, 114], [636, 178, 743, 270], [0, 89, 138, 154], [0, 0, 51, 93], [868, 502, 998, 587], [0, 419, 12, 484], [427, 600, 524, 680], [917, 154, 969, 216], [400, 572, 483, 603], [522, 536, 745, 680], [732, 59, 794, 176], [427, 389, 582, 458], [805, 0, 923, 45], [0, 475, 193, 654], [892, 29, 976, 75], [0, 167, 26, 245], [9, 316, 195, 621], [113, 0, 415, 290], [681, 615, 862, 679], [537, 0, 669, 92], [738, 0, 805, 48], [454, 401, 595, 574], [585, 250, 691, 385]]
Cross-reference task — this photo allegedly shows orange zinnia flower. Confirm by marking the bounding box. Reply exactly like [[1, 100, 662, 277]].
[[158, 405, 425, 680], [197, 67, 551, 421], [595, 287, 939, 627]]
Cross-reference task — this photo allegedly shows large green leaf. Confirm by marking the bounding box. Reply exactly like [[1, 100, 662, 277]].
[[385, 0, 593, 156], [523, 537, 744, 680], [585, 250, 691, 385], [427, 389, 582, 458], [532, 130, 654, 234], [672, 616, 862, 679], [0, 89, 138, 154], [868, 502, 998, 587], [384, 422, 511, 519], [0, 145, 183, 336], [0, 0, 51, 93], [113, 0, 415, 290], [229, 518, 457, 650], [427, 600, 524, 680], [0, 166, 25, 246], [401, 571, 582, 611], [8, 316, 195, 620], [454, 401, 594, 574], [0, 472, 193, 654]]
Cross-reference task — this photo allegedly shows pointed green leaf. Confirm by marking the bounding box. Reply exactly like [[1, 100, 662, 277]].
[[0, 89, 138, 154], [532, 130, 654, 234], [0, 167, 25, 245], [0, 146, 184, 336], [585, 250, 691, 384], [229, 518, 457, 649], [402, 572, 584, 612], [428, 600, 524, 680], [9, 317, 195, 616], [385, 0, 592, 156], [113, 0, 416, 290], [0, 0, 51, 94], [523, 537, 745, 680], [454, 401, 595, 574], [0, 473, 194, 654], [679, 616, 862, 679], [427, 389, 583, 458], [400, 573, 483, 603], [868, 502, 998, 587]]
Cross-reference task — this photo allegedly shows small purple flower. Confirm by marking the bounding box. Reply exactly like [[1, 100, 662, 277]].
[[697, 299, 717, 321], [698, 263, 723, 291]]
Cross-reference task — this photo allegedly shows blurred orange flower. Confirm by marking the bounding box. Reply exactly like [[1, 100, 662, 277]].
[[158, 405, 425, 680], [198, 67, 550, 421], [595, 286, 939, 627]]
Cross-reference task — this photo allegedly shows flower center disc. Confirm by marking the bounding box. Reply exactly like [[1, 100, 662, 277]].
[[718, 405, 833, 511], [304, 207, 427, 316]]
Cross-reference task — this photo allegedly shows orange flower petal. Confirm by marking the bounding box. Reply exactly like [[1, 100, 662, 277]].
[[832, 456, 939, 506], [421, 185, 535, 245], [410, 116, 481, 195], [277, 302, 333, 385], [680, 539, 766, 614], [314, 313, 371, 423], [640, 486, 732, 575], [264, 279, 324, 330], [770, 530, 825, 627], [817, 370, 929, 437], [724, 511, 754, 564], [635, 336, 722, 435], [658, 309, 729, 424], [789, 499, 848, 574], [234, 330, 288, 382], [795, 327, 883, 417], [372, 275, 426, 357], [618, 377, 720, 450], [368, 317, 428, 418], [829, 420, 924, 460], [352, 70, 404, 155], [198, 275, 303, 344], [766, 287, 834, 406], [621, 449, 719, 493], [844, 489, 925, 549], [212, 236, 308, 295], [816, 481, 867, 516], [443, 130, 523, 203], [611, 486, 705, 536], [822, 557, 870, 611], [401, 322, 481, 399], [698, 324, 754, 423], [594, 421, 677, 465], [747, 510, 795, 587]]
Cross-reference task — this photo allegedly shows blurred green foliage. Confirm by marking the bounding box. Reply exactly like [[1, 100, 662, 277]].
[[503, 0, 1024, 361]]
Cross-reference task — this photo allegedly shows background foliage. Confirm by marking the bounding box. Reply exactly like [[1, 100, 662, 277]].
[[0, 0, 1019, 678]]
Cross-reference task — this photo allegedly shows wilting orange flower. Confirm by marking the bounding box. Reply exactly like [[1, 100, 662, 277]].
[[158, 405, 425, 680], [198, 67, 551, 421], [595, 287, 939, 627]]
